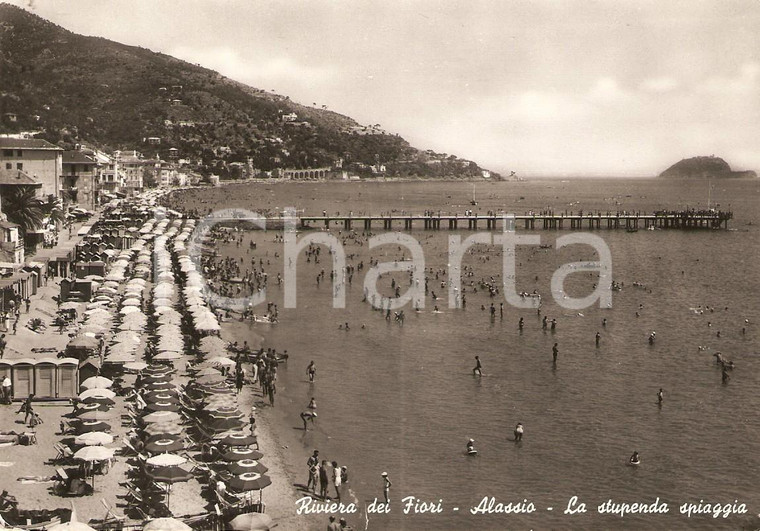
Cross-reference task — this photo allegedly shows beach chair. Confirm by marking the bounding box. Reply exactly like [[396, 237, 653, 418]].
[[53, 442, 75, 463], [53, 467, 69, 494], [100, 498, 127, 525]]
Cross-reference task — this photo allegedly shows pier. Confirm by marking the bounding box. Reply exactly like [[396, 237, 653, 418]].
[[297, 211, 733, 231]]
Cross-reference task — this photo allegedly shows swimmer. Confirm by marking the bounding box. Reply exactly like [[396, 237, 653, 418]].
[[472, 356, 482, 376], [602, 318, 607, 327], [629, 451, 640, 465], [514, 423, 524, 442], [552, 343, 558, 363], [595, 331, 601, 347], [466, 438, 476, 453], [657, 388, 663, 406], [308, 397, 317, 410], [518, 317, 524, 331]]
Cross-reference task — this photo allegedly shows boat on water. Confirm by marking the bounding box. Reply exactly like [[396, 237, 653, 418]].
[[470, 184, 477, 206]]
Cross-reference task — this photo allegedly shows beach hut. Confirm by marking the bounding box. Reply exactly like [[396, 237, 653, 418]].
[[34, 359, 57, 398], [56, 358, 79, 399], [11, 358, 34, 398]]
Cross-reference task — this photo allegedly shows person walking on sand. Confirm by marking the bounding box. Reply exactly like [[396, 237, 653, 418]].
[[319, 460, 330, 500], [473, 356, 482, 376], [307, 450, 319, 493], [332, 461, 342, 500], [382, 472, 392, 504], [17, 394, 35, 426]]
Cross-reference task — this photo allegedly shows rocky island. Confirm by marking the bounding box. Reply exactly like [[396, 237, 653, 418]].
[[659, 156, 757, 179]]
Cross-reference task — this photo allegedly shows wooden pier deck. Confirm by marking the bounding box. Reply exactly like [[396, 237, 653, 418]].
[[297, 211, 733, 231]]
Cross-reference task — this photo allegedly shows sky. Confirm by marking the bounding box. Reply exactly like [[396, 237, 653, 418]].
[[8, 0, 760, 176]]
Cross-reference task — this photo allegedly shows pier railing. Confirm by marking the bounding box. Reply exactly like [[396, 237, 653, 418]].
[[297, 210, 733, 231]]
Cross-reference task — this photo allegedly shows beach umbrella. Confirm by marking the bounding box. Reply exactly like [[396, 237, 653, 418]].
[[74, 446, 114, 462], [122, 299, 141, 307], [227, 459, 268, 475], [105, 352, 136, 364], [142, 374, 172, 384], [195, 374, 225, 385], [77, 402, 110, 412], [78, 388, 116, 400], [145, 466, 193, 512], [193, 367, 222, 377], [222, 448, 263, 462], [228, 472, 271, 492], [144, 438, 183, 454], [142, 411, 182, 423], [74, 432, 114, 446], [207, 407, 244, 420], [77, 421, 112, 434], [81, 396, 115, 406], [143, 518, 191, 531], [145, 401, 180, 413], [124, 361, 149, 372], [157, 313, 182, 325], [119, 321, 146, 331], [77, 410, 113, 422], [226, 512, 273, 531], [154, 351, 182, 361], [80, 376, 113, 390], [218, 433, 258, 447], [144, 365, 176, 375], [120, 306, 140, 315], [146, 453, 186, 466], [143, 380, 175, 390], [59, 301, 82, 311], [142, 422, 183, 436], [143, 391, 178, 402], [112, 331, 141, 343]]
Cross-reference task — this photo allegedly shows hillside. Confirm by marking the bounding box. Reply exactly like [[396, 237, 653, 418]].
[[0, 3, 496, 179], [659, 156, 757, 179]]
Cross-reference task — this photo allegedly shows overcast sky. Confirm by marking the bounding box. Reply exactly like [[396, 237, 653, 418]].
[[10, 0, 760, 176]]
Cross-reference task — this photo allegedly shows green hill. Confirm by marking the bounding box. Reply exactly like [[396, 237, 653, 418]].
[[0, 3, 496, 179]]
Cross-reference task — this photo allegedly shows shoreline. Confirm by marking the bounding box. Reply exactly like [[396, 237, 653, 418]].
[[221, 318, 324, 531]]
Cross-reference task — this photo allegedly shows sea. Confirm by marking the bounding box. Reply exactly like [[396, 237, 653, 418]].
[[170, 178, 760, 530]]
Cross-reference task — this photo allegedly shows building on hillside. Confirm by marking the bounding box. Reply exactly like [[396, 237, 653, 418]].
[[281, 112, 298, 122], [61, 150, 97, 210], [0, 138, 63, 198]]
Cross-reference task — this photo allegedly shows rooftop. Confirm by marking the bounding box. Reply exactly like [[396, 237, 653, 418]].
[[0, 138, 63, 150], [62, 150, 97, 164], [0, 168, 41, 186]]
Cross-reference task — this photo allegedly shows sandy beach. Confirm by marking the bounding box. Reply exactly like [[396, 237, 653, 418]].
[[0, 208, 325, 530]]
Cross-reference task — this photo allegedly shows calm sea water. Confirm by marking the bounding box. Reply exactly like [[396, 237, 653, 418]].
[[174, 178, 760, 530]]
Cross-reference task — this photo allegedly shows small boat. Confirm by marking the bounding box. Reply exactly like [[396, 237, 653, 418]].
[[470, 184, 477, 206]]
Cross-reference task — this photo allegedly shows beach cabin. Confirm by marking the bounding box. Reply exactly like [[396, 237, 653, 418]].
[[55, 358, 78, 399], [34, 360, 57, 398], [78, 358, 101, 383], [11, 359, 34, 398]]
